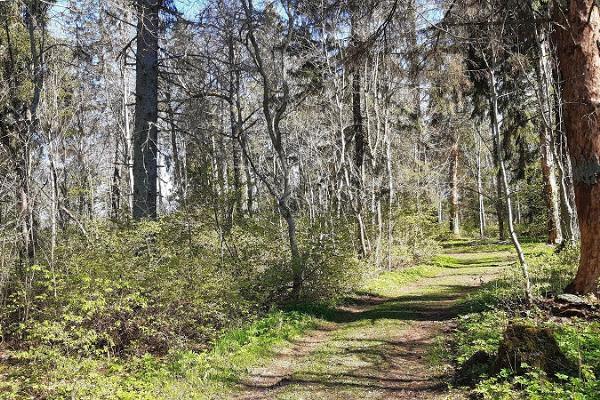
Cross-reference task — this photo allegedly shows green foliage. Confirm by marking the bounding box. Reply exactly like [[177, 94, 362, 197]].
[[528, 242, 580, 297], [298, 221, 365, 302], [454, 311, 508, 365], [450, 243, 600, 399], [0, 311, 316, 399], [0, 213, 362, 398], [469, 320, 600, 399], [390, 211, 443, 267]]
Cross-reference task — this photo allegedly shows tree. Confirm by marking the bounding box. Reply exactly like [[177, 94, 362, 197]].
[[240, 0, 305, 298], [554, 0, 600, 294], [132, 0, 161, 219], [0, 1, 52, 272]]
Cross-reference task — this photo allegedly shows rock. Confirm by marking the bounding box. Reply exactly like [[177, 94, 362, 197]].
[[493, 323, 576, 378], [455, 350, 493, 386], [556, 293, 589, 305]]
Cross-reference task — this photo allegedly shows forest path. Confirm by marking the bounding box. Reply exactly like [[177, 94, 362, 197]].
[[231, 242, 514, 400]]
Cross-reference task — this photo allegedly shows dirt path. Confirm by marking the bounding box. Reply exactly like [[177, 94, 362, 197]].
[[231, 247, 513, 400]]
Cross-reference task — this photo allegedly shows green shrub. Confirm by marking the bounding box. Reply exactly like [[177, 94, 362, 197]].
[[390, 211, 443, 267], [0, 212, 362, 399]]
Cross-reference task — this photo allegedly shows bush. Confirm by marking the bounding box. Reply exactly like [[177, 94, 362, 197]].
[[1, 213, 363, 357], [0, 213, 363, 398], [390, 211, 443, 267]]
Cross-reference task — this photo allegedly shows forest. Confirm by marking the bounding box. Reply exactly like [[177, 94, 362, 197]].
[[1, 0, 600, 398]]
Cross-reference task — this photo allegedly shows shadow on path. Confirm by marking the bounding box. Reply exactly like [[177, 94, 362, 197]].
[[232, 249, 511, 400]]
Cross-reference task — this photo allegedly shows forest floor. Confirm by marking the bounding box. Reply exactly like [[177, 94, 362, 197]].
[[230, 242, 515, 400]]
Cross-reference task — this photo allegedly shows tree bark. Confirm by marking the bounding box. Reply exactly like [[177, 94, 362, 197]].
[[540, 124, 563, 244], [554, 0, 600, 294], [491, 109, 506, 241], [132, 0, 160, 219], [449, 141, 460, 236]]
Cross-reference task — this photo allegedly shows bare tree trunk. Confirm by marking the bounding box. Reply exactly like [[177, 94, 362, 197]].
[[540, 124, 563, 244], [120, 63, 135, 214], [490, 69, 532, 303], [111, 141, 121, 219], [352, 60, 368, 258], [449, 141, 460, 236], [241, 133, 255, 215], [241, 0, 304, 298], [534, 26, 563, 244], [554, 0, 600, 294], [556, 125, 579, 241], [491, 112, 506, 241], [477, 133, 486, 238], [553, 64, 579, 242], [132, 0, 160, 219], [385, 116, 394, 270], [165, 91, 183, 203]]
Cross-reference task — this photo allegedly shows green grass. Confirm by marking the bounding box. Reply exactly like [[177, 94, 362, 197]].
[[360, 264, 446, 298], [3, 238, 553, 399]]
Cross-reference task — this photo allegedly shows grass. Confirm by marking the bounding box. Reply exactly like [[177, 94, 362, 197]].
[[250, 239, 520, 399], [151, 311, 319, 398], [360, 264, 446, 298]]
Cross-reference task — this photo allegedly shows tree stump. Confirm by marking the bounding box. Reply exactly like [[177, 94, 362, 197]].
[[493, 323, 575, 377]]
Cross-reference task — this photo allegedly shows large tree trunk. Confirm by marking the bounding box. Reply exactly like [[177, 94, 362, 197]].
[[554, 0, 600, 294], [352, 66, 365, 187], [352, 55, 368, 258], [349, 7, 369, 259], [132, 0, 160, 219]]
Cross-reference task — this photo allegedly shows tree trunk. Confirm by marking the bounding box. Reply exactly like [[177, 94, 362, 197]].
[[490, 70, 532, 303], [132, 0, 160, 219], [229, 37, 246, 218], [554, 0, 600, 294], [553, 63, 580, 241], [535, 26, 563, 244], [540, 124, 563, 244], [449, 141, 460, 236], [352, 60, 368, 258], [492, 111, 506, 241], [477, 133, 486, 238], [279, 199, 302, 299]]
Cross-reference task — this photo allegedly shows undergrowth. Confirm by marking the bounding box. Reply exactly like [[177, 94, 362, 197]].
[[0, 214, 359, 399], [448, 241, 600, 399], [0, 311, 316, 399]]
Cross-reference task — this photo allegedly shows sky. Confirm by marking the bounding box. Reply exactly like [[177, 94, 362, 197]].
[[51, 0, 204, 21]]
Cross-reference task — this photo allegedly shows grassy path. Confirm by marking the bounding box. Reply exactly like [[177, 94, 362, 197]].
[[230, 242, 514, 400]]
